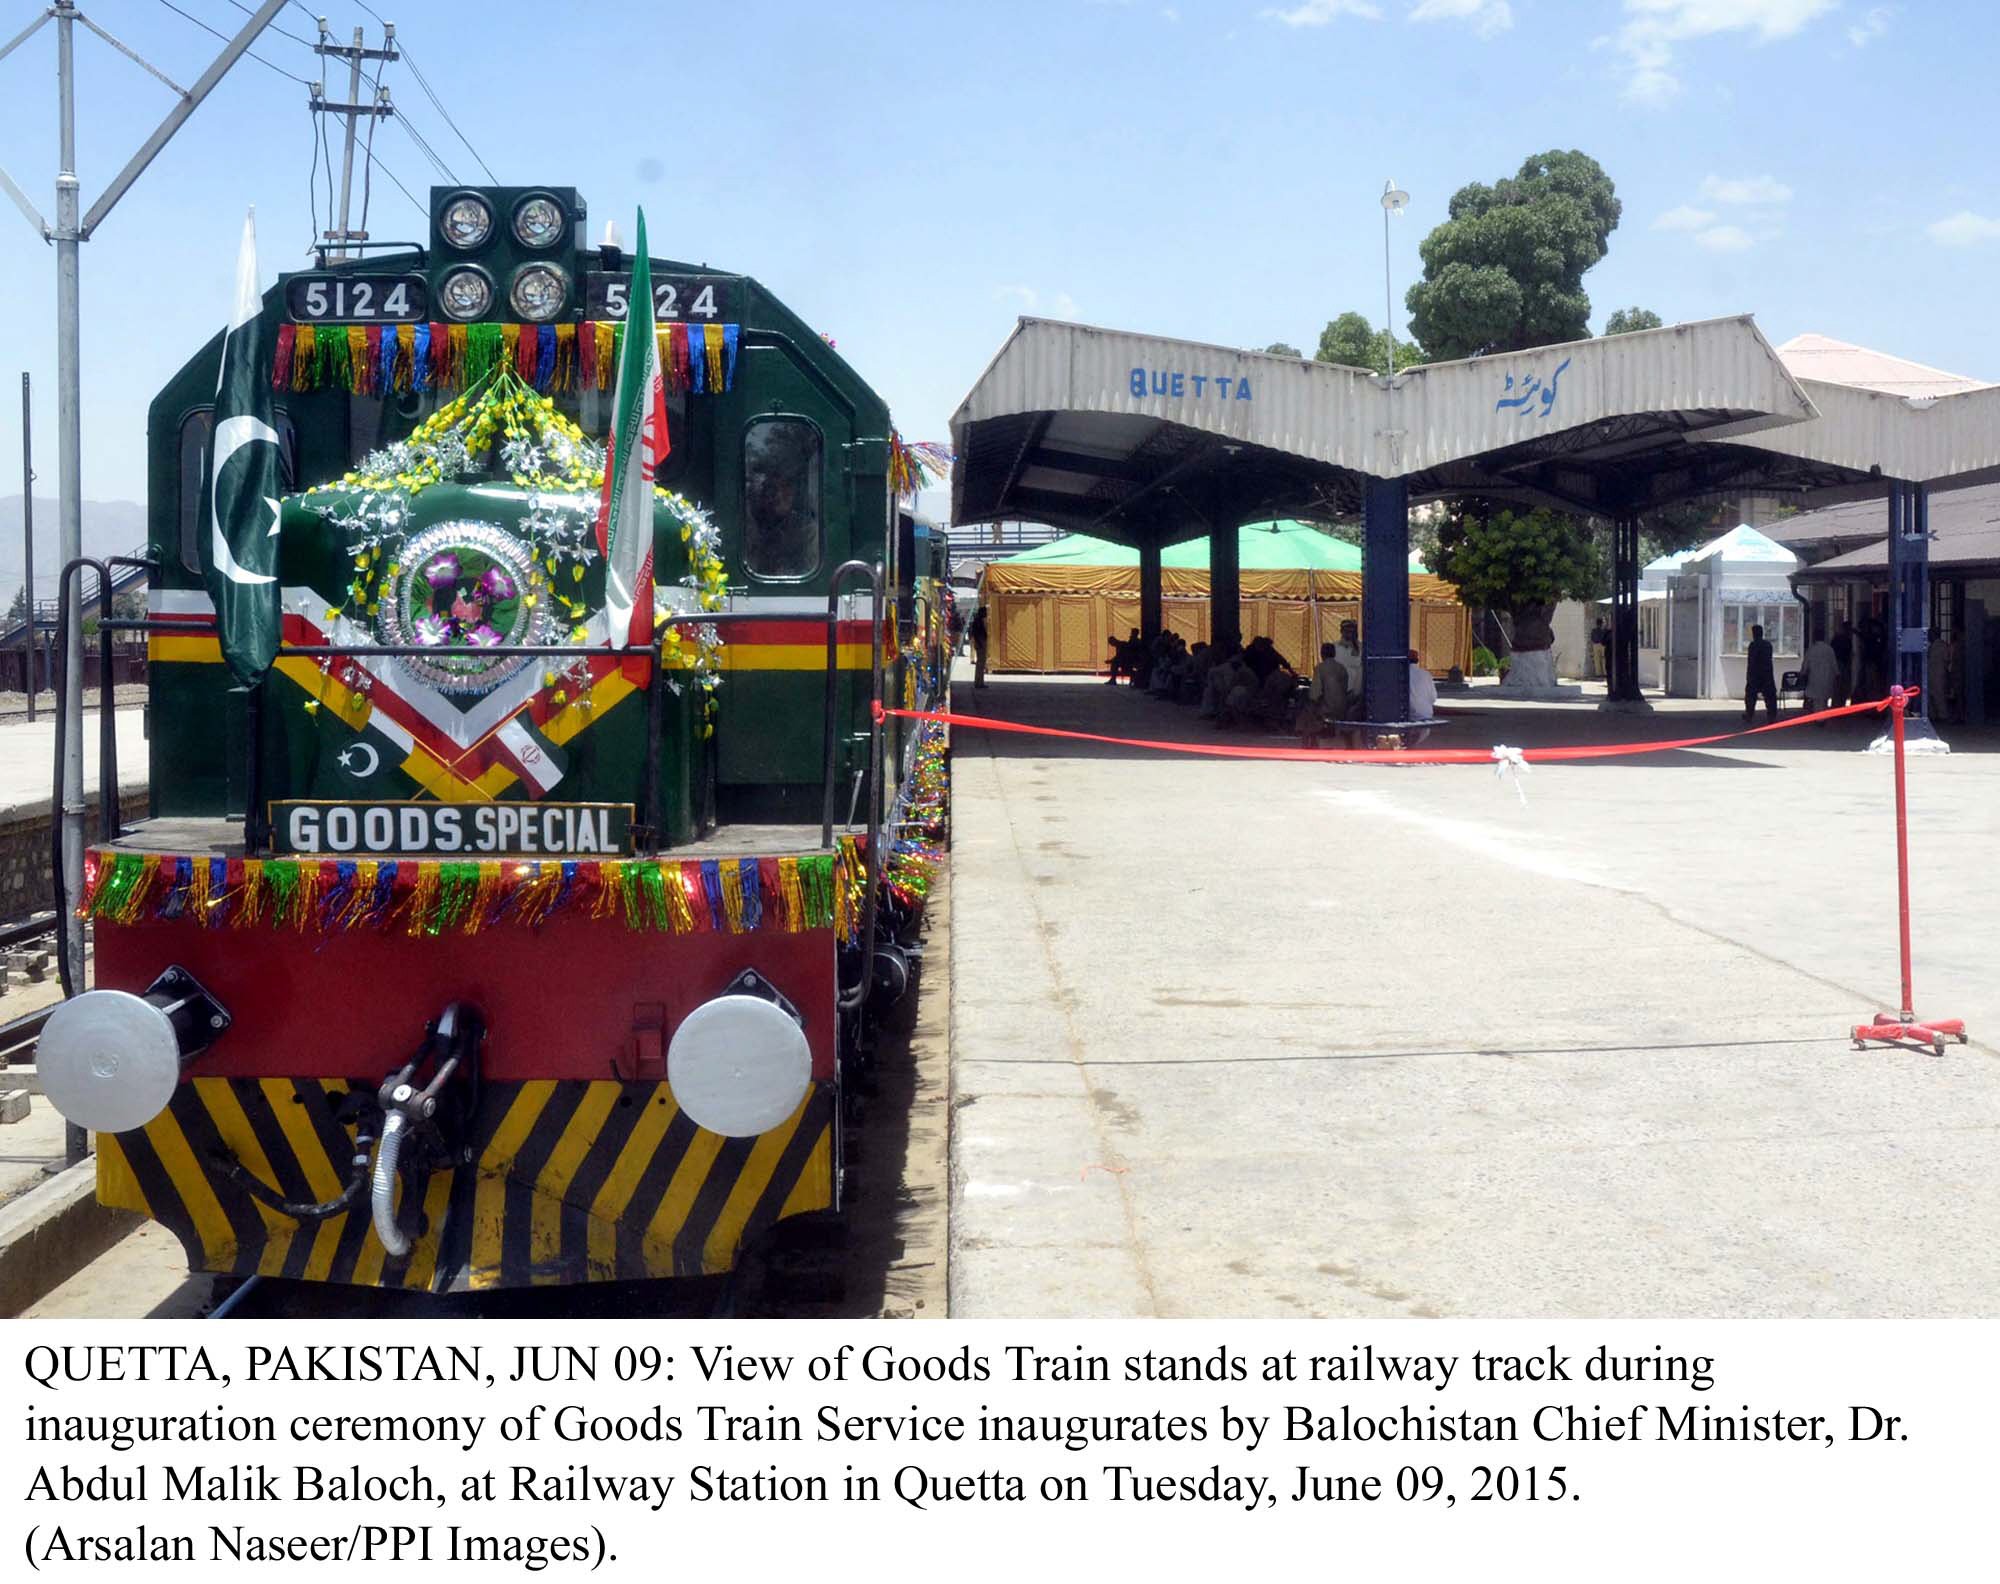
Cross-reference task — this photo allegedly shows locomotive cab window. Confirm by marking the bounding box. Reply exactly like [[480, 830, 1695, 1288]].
[[178, 407, 297, 573], [742, 417, 822, 579]]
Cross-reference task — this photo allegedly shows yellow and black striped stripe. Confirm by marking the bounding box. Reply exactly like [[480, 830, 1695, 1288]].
[[97, 1078, 834, 1290]]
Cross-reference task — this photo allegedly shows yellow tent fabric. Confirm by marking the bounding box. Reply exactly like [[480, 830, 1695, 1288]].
[[981, 561, 1472, 675]]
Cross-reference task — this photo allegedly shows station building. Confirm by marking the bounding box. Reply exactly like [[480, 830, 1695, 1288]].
[[951, 315, 2000, 737]]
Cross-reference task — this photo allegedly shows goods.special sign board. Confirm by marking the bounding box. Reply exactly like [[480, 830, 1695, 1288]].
[[271, 801, 633, 857]]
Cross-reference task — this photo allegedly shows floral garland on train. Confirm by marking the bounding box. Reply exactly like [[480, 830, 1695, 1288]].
[[300, 369, 729, 718]]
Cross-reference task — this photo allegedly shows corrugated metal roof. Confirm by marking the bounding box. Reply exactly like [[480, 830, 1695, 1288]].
[[951, 314, 1812, 484], [1691, 375, 2000, 487], [1776, 334, 1993, 398]]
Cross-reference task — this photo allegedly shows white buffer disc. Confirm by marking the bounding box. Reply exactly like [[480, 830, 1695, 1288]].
[[38, 990, 183, 1134], [667, 994, 812, 1138]]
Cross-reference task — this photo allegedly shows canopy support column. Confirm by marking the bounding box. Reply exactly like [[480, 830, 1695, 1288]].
[[1887, 481, 1943, 742], [1361, 476, 1410, 727], [1139, 538, 1162, 644], [1207, 515, 1239, 644], [1602, 512, 1650, 712]]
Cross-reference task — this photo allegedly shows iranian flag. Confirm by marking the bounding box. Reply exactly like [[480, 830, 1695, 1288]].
[[596, 207, 668, 682]]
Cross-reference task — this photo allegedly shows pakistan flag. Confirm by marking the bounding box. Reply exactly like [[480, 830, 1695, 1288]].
[[201, 208, 285, 685]]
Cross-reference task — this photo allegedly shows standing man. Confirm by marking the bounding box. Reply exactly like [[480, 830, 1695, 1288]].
[[969, 606, 990, 691], [1744, 622, 1778, 724], [1334, 619, 1364, 699], [1800, 626, 1839, 717]]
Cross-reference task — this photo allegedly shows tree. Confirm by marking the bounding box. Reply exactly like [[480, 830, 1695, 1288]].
[[1405, 149, 1622, 361], [6, 586, 25, 624], [1428, 506, 1602, 655], [1262, 341, 1303, 358], [1314, 311, 1423, 375], [1603, 306, 1663, 336]]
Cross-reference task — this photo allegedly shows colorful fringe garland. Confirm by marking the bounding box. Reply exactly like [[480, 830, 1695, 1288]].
[[274, 321, 739, 398], [79, 848, 845, 939], [888, 432, 954, 497]]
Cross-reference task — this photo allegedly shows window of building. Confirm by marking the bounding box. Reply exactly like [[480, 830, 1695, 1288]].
[[1723, 601, 1800, 655], [178, 408, 298, 574], [742, 417, 822, 579], [1640, 603, 1663, 649]]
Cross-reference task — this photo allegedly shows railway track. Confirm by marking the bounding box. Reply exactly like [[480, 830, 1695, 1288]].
[[1, 911, 62, 1069], [0, 1006, 49, 1068]]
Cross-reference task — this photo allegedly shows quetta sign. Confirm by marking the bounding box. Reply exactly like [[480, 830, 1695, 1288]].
[[272, 801, 633, 857]]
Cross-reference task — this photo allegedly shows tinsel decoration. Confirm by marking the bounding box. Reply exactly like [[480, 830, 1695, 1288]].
[[271, 321, 744, 394], [889, 432, 954, 497], [883, 718, 949, 907], [94, 850, 847, 939]]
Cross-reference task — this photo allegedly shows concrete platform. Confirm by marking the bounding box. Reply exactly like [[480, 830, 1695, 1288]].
[[0, 705, 148, 812], [947, 669, 2000, 1318]]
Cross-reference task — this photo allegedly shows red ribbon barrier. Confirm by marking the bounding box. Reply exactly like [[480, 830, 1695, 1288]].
[[874, 694, 1906, 765]]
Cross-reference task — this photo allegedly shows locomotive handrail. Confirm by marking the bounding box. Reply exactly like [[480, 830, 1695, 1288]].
[[51, 553, 157, 999], [822, 560, 885, 1012]]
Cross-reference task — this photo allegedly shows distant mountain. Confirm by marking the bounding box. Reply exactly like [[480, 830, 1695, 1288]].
[[0, 496, 148, 611]]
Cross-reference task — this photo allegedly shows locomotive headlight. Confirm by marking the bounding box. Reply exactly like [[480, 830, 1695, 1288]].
[[509, 263, 568, 323], [439, 266, 495, 321], [37, 967, 230, 1135], [512, 195, 566, 249], [667, 995, 812, 1138], [440, 194, 494, 249]]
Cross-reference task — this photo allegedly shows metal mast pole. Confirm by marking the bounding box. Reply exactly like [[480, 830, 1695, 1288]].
[[19, 373, 34, 719], [331, 25, 364, 259], [54, 2, 85, 1010], [1383, 204, 1395, 378], [0, 0, 287, 1163]]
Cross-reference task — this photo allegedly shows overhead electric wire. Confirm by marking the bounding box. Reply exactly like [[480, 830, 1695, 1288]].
[[350, 0, 496, 183], [220, 0, 319, 52], [152, 0, 313, 85]]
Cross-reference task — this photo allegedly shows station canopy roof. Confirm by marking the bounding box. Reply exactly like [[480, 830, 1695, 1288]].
[[992, 520, 1362, 572], [951, 316, 2000, 543]]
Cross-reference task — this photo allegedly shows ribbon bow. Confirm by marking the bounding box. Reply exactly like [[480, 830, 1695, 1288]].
[[1491, 744, 1531, 805]]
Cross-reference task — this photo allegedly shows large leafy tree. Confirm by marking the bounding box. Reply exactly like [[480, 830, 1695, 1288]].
[[1405, 150, 1621, 361], [1429, 507, 1601, 655], [1603, 306, 1663, 336], [1315, 311, 1423, 375], [1262, 341, 1303, 358], [1405, 151, 1628, 652]]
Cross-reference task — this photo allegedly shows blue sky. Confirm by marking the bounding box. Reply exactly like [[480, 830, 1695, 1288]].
[[2, 0, 1997, 507]]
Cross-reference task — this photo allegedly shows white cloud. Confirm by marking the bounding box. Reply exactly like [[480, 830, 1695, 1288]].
[[1927, 211, 2000, 247], [996, 285, 1080, 318], [1161, 5, 1181, 18], [1409, 0, 1513, 36], [1700, 173, 1794, 206], [1612, 0, 1838, 104], [1848, 5, 1893, 46], [1694, 224, 1755, 252], [1262, 0, 1382, 25], [1653, 204, 1718, 231]]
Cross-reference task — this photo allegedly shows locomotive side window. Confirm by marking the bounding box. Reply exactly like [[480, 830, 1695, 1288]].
[[742, 417, 822, 579], [178, 408, 297, 573]]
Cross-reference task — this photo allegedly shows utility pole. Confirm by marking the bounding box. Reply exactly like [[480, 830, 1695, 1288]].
[[312, 20, 397, 260], [0, 1, 286, 1163], [19, 372, 34, 720]]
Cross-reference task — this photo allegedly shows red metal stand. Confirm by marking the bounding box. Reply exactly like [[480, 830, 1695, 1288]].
[[1852, 687, 1967, 1056]]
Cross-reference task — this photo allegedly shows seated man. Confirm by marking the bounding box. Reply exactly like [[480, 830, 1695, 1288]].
[[1299, 642, 1352, 748], [1407, 650, 1438, 719]]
